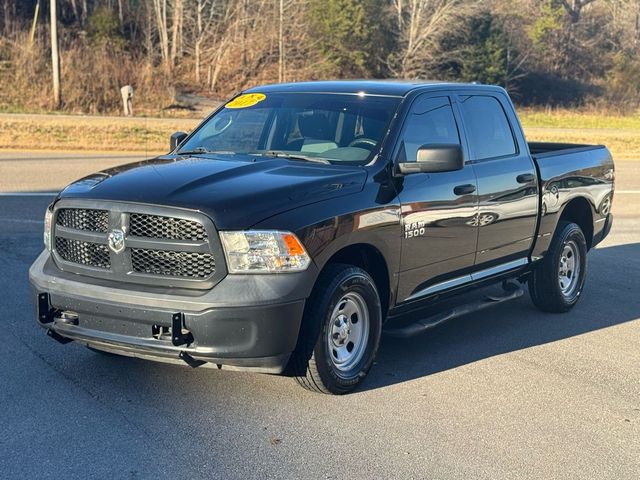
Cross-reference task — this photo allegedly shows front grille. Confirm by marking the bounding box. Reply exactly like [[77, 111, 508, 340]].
[[56, 208, 109, 232], [130, 214, 207, 241], [52, 204, 220, 288], [131, 249, 214, 278], [55, 237, 111, 269]]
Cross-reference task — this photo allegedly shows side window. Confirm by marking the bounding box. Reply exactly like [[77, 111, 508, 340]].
[[396, 96, 460, 163], [459, 95, 516, 160]]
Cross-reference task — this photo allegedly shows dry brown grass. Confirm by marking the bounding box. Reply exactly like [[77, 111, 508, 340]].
[[523, 128, 639, 161], [519, 108, 640, 129], [0, 111, 638, 161], [0, 114, 198, 153]]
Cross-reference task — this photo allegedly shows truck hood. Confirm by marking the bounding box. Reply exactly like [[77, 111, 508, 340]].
[[57, 154, 367, 229]]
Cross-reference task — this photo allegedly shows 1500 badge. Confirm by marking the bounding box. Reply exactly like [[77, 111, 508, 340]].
[[404, 221, 426, 239]]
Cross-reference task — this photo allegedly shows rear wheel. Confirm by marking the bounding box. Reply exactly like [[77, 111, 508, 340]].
[[291, 264, 382, 394], [529, 221, 588, 313]]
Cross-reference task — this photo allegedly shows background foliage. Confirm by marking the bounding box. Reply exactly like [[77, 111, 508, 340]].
[[0, 0, 639, 114]]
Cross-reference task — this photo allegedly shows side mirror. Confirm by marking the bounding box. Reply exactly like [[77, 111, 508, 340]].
[[398, 144, 464, 175], [170, 131, 188, 151]]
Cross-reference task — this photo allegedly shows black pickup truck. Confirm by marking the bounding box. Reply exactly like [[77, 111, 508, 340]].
[[30, 81, 614, 394]]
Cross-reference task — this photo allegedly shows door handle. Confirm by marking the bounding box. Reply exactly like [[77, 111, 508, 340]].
[[453, 184, 476, 195], [516, 173, 535, 184]]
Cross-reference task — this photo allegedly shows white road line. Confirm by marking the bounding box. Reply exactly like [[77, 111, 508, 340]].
[[5, 218, 43, 224], [0, 192, 58, 196]]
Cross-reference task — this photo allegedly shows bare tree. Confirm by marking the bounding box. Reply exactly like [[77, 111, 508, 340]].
[[152, 0, 171, 70], [81, 0, 88, 26], [170, 0, 184, 67], [602, 0, 640, 51], [192, 0, 225, 84], [391, 0, 472, 78], [69, 0, 79, 22], [205, 1, 237, 91], [29, 0, 41, 50], [117, 0, 124, 33], [561, 0, 597, 22]]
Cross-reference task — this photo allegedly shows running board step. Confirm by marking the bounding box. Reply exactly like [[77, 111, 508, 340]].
[[384, 282, 524, 339]]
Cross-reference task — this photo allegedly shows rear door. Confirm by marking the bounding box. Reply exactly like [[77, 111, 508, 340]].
[[456, 93, 538, 268], [395, 94, 479, 303]]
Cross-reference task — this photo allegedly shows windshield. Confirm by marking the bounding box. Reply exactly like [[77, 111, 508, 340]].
[[178, 92, 401, 165]]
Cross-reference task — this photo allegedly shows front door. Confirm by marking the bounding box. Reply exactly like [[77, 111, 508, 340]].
[[395, 94, 479, 303]]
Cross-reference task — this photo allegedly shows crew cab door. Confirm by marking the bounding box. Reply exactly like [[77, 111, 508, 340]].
[[456, 93, 538, 267], [394, 94, 479, 303]]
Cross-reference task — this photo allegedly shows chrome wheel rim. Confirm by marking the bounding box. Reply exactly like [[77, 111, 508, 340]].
[[558, 240, 581, 297], [328, 292, 370, 372], [478, 214, 495, 226]]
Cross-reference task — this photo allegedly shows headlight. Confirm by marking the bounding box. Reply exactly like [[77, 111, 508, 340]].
[[219, 230, 311, 273], [44, 205, 53, 251]]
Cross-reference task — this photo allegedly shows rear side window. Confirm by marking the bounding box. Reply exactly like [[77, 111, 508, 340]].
[[459, 95, 516, 160], [396, 96, 460, 162]]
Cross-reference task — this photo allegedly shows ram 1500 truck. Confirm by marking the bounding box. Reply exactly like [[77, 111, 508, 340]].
[[30, 81, 614, 394]]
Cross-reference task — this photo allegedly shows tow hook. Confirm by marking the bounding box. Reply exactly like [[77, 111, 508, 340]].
[[171, 313, 194, 347], [179, 351, 205, 368], [170, 313, 204, 368], [37, 293, 56, 325], [47, 329, 73, 344], [39, 293, 73, 344]]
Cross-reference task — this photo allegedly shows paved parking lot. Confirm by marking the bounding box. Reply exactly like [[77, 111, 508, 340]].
[[0, 153, 638, 479]]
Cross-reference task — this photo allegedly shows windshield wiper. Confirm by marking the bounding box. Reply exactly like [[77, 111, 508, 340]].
[[260, 151, 331, 165], [177, 147, 213, 156]]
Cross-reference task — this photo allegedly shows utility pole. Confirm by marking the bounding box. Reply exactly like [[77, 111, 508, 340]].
[[278, 0, 284, 83], [50, 0, 61, 109]]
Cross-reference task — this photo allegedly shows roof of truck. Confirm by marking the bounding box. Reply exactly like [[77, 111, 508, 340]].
[[244, 80, 503, 97]]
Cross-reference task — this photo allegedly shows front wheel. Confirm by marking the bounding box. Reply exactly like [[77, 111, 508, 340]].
[[291, 264, 382, 394], [529, 221, 588, 313]]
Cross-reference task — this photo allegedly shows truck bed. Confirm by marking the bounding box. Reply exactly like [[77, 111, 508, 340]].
[[528, 142, 606, 158], [528, 141, 614, 259]]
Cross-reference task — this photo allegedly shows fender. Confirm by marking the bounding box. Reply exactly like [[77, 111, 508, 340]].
[[252, 177, 403, 304]]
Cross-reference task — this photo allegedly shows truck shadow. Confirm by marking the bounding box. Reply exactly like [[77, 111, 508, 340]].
[[361, 241, 640, 392]]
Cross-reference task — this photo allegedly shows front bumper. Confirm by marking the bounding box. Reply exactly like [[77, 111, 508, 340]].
[[29, 251, 318, 374]]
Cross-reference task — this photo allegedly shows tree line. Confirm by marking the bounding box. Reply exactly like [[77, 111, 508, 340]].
[[0, 0, 639, 114]]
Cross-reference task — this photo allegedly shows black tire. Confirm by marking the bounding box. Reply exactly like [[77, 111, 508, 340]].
[[290, 264, 382, 394], [529, 221, 588, 313]]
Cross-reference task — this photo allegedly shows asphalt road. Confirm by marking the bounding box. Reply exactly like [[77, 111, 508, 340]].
[[0, 151, 152, 192], [0, 154, 638, 479]]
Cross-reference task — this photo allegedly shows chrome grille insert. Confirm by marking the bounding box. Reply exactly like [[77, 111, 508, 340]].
[[131, 249, 214, 278], [56, 208, 109, 232], [55, 237, 111, 269]]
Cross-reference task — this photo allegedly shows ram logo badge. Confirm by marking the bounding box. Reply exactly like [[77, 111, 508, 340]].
[[107, 229, 126, 254]]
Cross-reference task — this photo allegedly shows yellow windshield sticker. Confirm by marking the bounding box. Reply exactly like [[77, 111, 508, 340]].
[[225, 93, 266, 109]]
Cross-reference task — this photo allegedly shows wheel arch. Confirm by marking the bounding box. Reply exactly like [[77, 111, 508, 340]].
[[558, 196, 594, 249], [321, 243, 392, 319]]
